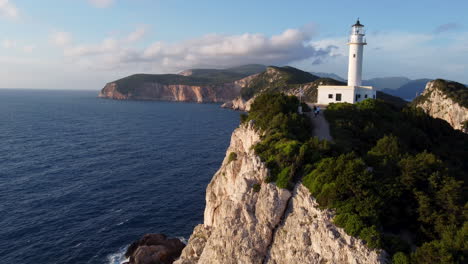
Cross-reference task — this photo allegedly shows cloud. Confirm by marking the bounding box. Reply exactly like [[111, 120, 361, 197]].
[[88, 0, 114, 8], [50, 31, 73, 47], [23, 45, 35, 53], [434, 23, 462, 34], [60, 26, 336, 72], [0, 0, 18, 19], [64, 38, 118, 57], [2, 39, 16, 48], [125, 26, 148, 43]]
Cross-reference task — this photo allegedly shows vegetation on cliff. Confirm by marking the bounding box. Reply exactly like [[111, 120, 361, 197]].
[[306, 100, 467, 263], [241, 93, 328, 188], [110, 65, 266, 94], [243, 94, 467, 263], [240, 66, 321, 100], [412, 79, 468, 108], [184, 64, 266, 79]]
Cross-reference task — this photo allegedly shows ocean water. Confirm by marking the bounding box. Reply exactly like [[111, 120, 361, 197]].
[[0, 89, 240, 263]]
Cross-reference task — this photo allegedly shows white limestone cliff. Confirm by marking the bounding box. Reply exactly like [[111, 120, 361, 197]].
[[220, 96, 255, 111], [175, 122, 387, 264], [414, 80, 468, 132]]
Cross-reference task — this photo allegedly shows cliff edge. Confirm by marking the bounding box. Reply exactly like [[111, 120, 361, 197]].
[[174, 122, 386, 264], [413, 79, 468, 132]]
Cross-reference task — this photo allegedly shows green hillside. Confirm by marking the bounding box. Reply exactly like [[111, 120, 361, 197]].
[[243, 93, 467, 263], [183, 64, 266, 80], [240, 66, 320, 100]]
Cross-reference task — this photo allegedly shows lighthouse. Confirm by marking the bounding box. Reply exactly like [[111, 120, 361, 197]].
[[317, 19, 376, 105], [347, 19, 366, 87]]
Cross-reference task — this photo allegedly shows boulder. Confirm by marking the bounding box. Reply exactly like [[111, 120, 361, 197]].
[[124, 234, 185, 264]]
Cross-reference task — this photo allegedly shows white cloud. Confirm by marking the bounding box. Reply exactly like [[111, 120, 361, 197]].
[[50, 31, 73, 47], [88, 0, 114, 8], [126, 26, 148, 43], [23, 45, 35, 53], [2, 39, 16, 48], [64, 38, 118, 57], [0, 0, 18, 19], [59, 26, 335, 72]]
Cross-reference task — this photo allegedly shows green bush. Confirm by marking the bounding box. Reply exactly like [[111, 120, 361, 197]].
[[252, 183, 261, 193], [276, 166, 293, 189], [359, 226, 382, 249], [228, 152, 237, 163], [240, 113, 248, 124], [393, 252, 410, 264]]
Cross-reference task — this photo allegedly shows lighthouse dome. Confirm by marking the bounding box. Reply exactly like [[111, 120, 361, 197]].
[[353, 19, 364, 27]]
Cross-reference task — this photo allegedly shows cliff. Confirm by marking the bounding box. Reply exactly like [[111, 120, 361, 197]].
[[413, 79, 468, 132], [98, 65, 265, 102], [220, 96, 255, 111], [174, 122, 386, 264], [99, 81, 242, 103]]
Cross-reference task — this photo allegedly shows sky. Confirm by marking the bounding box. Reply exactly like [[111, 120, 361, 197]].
[[1, 0, 467, 90]]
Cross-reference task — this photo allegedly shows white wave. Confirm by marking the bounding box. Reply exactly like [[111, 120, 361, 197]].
[[116, 219, 129, 226], [177, 236, 188, 245], [106, 245, 129, 264]]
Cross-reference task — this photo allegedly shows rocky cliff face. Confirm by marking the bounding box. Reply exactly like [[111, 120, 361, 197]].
[[98, 82, 241, 103], [175, 122, 386, 264], [414, 80, 468, 132], [99, 73, 259, 103], [220, 96, 255, 111]]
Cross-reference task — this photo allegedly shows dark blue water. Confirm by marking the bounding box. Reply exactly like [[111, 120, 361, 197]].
[[0, 89, 240, 264]]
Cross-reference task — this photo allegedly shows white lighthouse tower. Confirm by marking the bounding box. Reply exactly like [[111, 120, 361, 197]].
[[347, 19, 366, 87], [317, 19, 376, 105]]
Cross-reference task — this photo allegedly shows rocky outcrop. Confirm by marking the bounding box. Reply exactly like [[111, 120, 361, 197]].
[[124, 234, 185, 264], [175, 122, 386, 264], [414, 80, 468, 132], [221, 96, 255, 111], [265, 184, 387, 264]]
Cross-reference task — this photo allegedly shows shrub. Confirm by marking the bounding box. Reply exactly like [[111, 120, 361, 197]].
[[392, 252, 410, 264], [359, 226, 382, 249], [276, 166, 293, 189], [252, 183, 261, 193], [228, 152, 237, 163], [240, 113, 248, 124]]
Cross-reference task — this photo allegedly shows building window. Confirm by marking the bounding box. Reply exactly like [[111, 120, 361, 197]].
[[328, 94, 333, 99], [336, 93, 342, 101], [365, 94, 368, 98], [353, 54, 356, 58]]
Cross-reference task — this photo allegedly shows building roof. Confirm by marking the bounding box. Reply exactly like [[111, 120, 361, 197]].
[[353, 19, 364, 27]]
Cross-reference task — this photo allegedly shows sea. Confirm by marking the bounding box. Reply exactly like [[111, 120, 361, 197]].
[[0, 89, 240, 264]]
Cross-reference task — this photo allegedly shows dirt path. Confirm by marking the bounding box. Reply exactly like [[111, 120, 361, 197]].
[[307, 104, 333, 141]]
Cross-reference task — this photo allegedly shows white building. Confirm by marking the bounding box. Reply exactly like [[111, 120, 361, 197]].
[[317, 19, 376, 105]]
